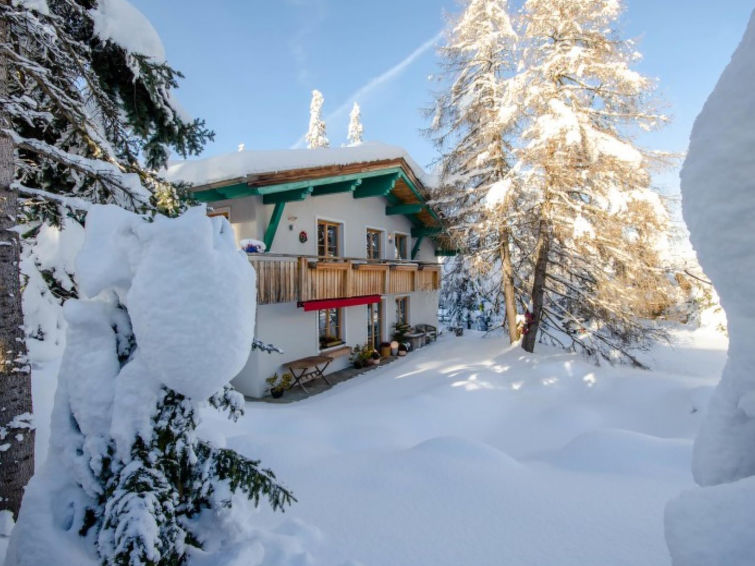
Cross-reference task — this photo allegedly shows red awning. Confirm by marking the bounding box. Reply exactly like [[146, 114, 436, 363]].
[[299, 295, 381, 312]]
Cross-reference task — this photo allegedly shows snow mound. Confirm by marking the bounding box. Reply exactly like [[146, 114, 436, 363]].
[[89, 0, 166, 62], [665, 9, 755, 565], [666, 475, 755, 566], [409, 435, 521, 469], [681, 8, 755, 486], [76, 205, 256, 400], [547, 429, 690, 478]]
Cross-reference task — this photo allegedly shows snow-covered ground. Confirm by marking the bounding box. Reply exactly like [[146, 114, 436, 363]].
[[182, 324, 724, 566]]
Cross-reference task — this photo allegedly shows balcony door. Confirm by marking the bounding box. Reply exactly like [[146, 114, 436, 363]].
[[367, 301, 383, 350]]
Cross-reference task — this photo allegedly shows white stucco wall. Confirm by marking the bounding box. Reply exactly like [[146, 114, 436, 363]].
[[208, 190, 442, 397]]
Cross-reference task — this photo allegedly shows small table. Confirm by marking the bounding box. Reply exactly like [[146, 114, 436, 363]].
[[283, 355, 333, 393]]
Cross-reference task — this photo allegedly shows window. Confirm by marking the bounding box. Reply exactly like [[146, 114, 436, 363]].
[[367, 302, 383, 349], [396, 297, 409, 326], [394, 233, 408, 260], [317, 220, 340, 257], [366, 229, 382, 259], [319, 308, 343, 349]]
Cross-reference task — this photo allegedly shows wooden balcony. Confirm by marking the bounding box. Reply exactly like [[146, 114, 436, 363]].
[[249, 253, 441, 305]]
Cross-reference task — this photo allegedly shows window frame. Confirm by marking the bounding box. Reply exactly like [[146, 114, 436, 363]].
[[394, 232, 408, 260], [366, 228, 383, 260], [395, 296, 409, 326], [318, 307, 344, 350], [317, 219, 342, 258]]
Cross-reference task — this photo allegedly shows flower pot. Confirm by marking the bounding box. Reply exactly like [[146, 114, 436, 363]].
[[369, 358, 380, 366], [380, 345, 392, 358], [398, 350, 407, 357], [271, 388, 284, 399]]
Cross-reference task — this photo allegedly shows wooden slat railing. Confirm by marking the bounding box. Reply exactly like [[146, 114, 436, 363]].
[[248, 253, 441, 305]]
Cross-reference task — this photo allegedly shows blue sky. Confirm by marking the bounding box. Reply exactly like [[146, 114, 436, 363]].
[[132, 0, 753, 182]]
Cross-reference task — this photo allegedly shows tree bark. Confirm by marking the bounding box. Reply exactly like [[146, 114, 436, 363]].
[[499, 228, 519, 343], [522, 215, 550, 353], [0, 3, 35, 520]]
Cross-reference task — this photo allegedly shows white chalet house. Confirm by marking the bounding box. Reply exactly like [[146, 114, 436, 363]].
[[167, 143, 451, 398]]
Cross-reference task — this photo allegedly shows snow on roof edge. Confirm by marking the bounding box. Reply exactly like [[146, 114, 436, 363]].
[[165, 142, 437, 190]]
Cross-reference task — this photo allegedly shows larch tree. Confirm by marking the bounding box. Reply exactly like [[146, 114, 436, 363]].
[[347, 101, 363, 146], [306, 89, 329, 149], [0, 0, 214, 519], [427, 0, 522, 343], [514, 0, 675, 361]]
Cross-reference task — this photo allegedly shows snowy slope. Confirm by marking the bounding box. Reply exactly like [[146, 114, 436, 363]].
[[195, 328, 725, 566], [165, 142, 434, 188]]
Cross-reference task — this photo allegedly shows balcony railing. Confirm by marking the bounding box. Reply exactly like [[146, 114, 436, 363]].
[[248, 253, 441, 305]]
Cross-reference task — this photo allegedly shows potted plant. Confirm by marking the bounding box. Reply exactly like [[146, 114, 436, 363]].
[[397, 343, 408, 357], [266, 372, 292, 398], [392, 322, 411, 343], [369, 350, 381, 366], [380, 341, 392, 358]]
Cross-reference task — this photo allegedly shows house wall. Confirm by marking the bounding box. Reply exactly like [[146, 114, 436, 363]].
[[206, 191, 441, 397]]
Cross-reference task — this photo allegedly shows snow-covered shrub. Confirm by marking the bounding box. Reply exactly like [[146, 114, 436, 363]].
[[6, 205, 294, 566], [665, 10, 755, 566]]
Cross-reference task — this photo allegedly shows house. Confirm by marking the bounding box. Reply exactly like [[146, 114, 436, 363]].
[[167, 143, 452, 397]]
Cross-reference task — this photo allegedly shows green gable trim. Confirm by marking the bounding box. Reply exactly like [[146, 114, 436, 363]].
[[435, 249, 458, 257], [386, 203, 425, 215], [411, 226, 442, 237], [193, 182, 259, 203], [262, 186, 313, 204], [263, 202, 286, 251], [411, 235, 424, 260], [353, 172, 399, 199]]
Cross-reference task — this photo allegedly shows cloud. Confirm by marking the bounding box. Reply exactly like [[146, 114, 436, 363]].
[[291, 30, 443, 148]]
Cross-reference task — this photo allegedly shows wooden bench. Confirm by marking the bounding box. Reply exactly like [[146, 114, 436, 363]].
[[282, 346, 351, 393]]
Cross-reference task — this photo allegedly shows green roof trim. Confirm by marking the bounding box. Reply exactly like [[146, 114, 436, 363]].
[[262, 186, 313, 204], [353, 172, 399, 198]]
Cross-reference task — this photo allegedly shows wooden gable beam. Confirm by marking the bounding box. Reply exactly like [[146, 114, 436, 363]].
[[193, 182, 259, 203], [386, 203, 424, 215], [353, 172, 399, 199]]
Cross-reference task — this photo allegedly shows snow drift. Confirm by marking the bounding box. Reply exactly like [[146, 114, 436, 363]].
[[665, 9, 755, 566]]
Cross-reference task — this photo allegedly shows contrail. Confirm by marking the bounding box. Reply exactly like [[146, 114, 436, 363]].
[[291, 30, 443, 148]]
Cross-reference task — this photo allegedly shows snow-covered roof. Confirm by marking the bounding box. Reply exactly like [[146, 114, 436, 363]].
[[165, 142, 435, 189]]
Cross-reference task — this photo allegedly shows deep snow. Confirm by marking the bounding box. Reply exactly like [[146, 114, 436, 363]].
[[187, 325, 723, 566]]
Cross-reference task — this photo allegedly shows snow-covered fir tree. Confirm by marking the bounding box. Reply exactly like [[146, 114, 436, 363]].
[[347, 102, 364, 146], [514, 0, 676, 361], [0, 0, 214, 518], [6, 206, 295, 566], [427, 0, 521, 343], [306, 89, 329, 149]]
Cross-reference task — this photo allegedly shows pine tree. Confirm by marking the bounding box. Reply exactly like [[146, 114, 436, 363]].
[[514, 0, 675, 361], [0, 0, 213, 519], [427, 0, 521, 343], [347, 102, 363, 146], [305, 89, 329, 149]]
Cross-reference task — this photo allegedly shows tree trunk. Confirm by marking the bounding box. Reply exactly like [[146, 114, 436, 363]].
[[499, 229, 519, 343], [522, 216, 550, 353], [0, 4, 35, 520]]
